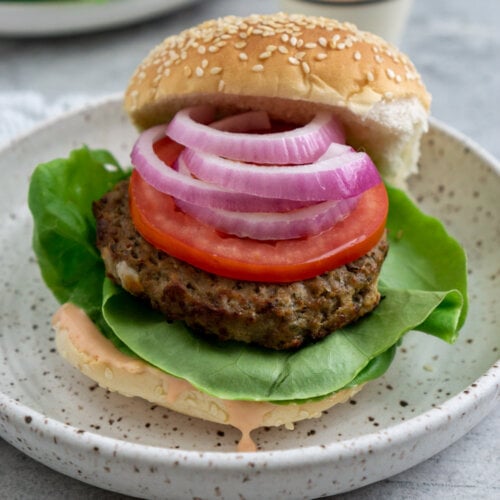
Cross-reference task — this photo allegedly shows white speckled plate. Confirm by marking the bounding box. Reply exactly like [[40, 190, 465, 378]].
[[0, 95, 498, 499], [0, 0, 200, 37]]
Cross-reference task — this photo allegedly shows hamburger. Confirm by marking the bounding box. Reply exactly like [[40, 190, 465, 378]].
[[28, 13, 467, 452]]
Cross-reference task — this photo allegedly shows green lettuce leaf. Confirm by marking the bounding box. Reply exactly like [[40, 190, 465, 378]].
[[28, 147, 132, 351], [28, 147, 468, 403], [380, 186, 468, 341], [101, 279, 457, 402]]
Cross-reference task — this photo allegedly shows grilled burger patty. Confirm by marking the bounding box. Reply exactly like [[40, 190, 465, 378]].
[[93, 180, 389, 350]]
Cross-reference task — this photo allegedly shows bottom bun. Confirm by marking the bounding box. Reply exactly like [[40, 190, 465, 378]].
[[52, 302, 364, 452]]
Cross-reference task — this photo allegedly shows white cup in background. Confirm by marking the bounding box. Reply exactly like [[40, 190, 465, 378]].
[[279, 0, 414, 46]]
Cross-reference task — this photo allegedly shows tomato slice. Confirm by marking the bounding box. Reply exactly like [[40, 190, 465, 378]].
[[129, 166, 388, 283]]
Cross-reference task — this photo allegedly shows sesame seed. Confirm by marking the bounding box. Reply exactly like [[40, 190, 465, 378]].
[[195, 67, 204, 77], [208, 45, 219, 53], [288, 56, 300, 65], [218, 79, 225, 92], [278, 45, 288, 54], [396, 74, 403, 83], [366, 71, 375, 82], [252, 64, 264, 72], [375, 54, 383, 63], [295, 51, 306, 59], [197, 46, 206, 55], [354, 50, 362, 61], [259, 51, 272, 59], [266, 20, 282, 29], [201, 59, 208, 68], [318, 37, 327, 47], [234, 41, 247, 49], [266, 44, 277, 52], [239, 52, 249, 61], [210, 67, 223, 75], [184, 65, 192, 77], [386, 68, 395, 79], [337, 42, 346, 50], [290, 36, 298, 47], [301, 61, 311, 74], [315, 52, 328, 61], [304, 42, 317, 49], [281, 33, 289, 42]]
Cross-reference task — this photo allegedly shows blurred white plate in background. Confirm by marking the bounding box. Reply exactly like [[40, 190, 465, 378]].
[[0, 0, 200, 37]]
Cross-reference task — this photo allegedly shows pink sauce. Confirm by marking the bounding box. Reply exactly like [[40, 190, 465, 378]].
[[52, 303, 281, 452]]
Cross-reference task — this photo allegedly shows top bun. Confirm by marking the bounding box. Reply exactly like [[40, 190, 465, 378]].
[[124, 12, 430, 186]]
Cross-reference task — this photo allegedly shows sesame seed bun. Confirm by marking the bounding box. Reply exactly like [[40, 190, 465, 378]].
[[124, 12, 431, 186]]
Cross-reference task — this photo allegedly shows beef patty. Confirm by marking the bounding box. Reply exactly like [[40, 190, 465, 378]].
[[93, 180, 388, 350]]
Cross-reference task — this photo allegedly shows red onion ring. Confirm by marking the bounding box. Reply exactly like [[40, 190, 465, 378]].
[[175, 196, 359, 240], [131, 109, 382, 240], [131, 125, 310, 212], [179, 145, 381, 201], [166, 106, 345, 164]]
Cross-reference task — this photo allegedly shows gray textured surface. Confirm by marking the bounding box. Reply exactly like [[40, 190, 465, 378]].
[[1, 0, 499, 498]]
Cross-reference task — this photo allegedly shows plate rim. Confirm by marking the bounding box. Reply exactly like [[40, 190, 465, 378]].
[[0, 93, 123, 152], [0, 94, 499, 469]]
